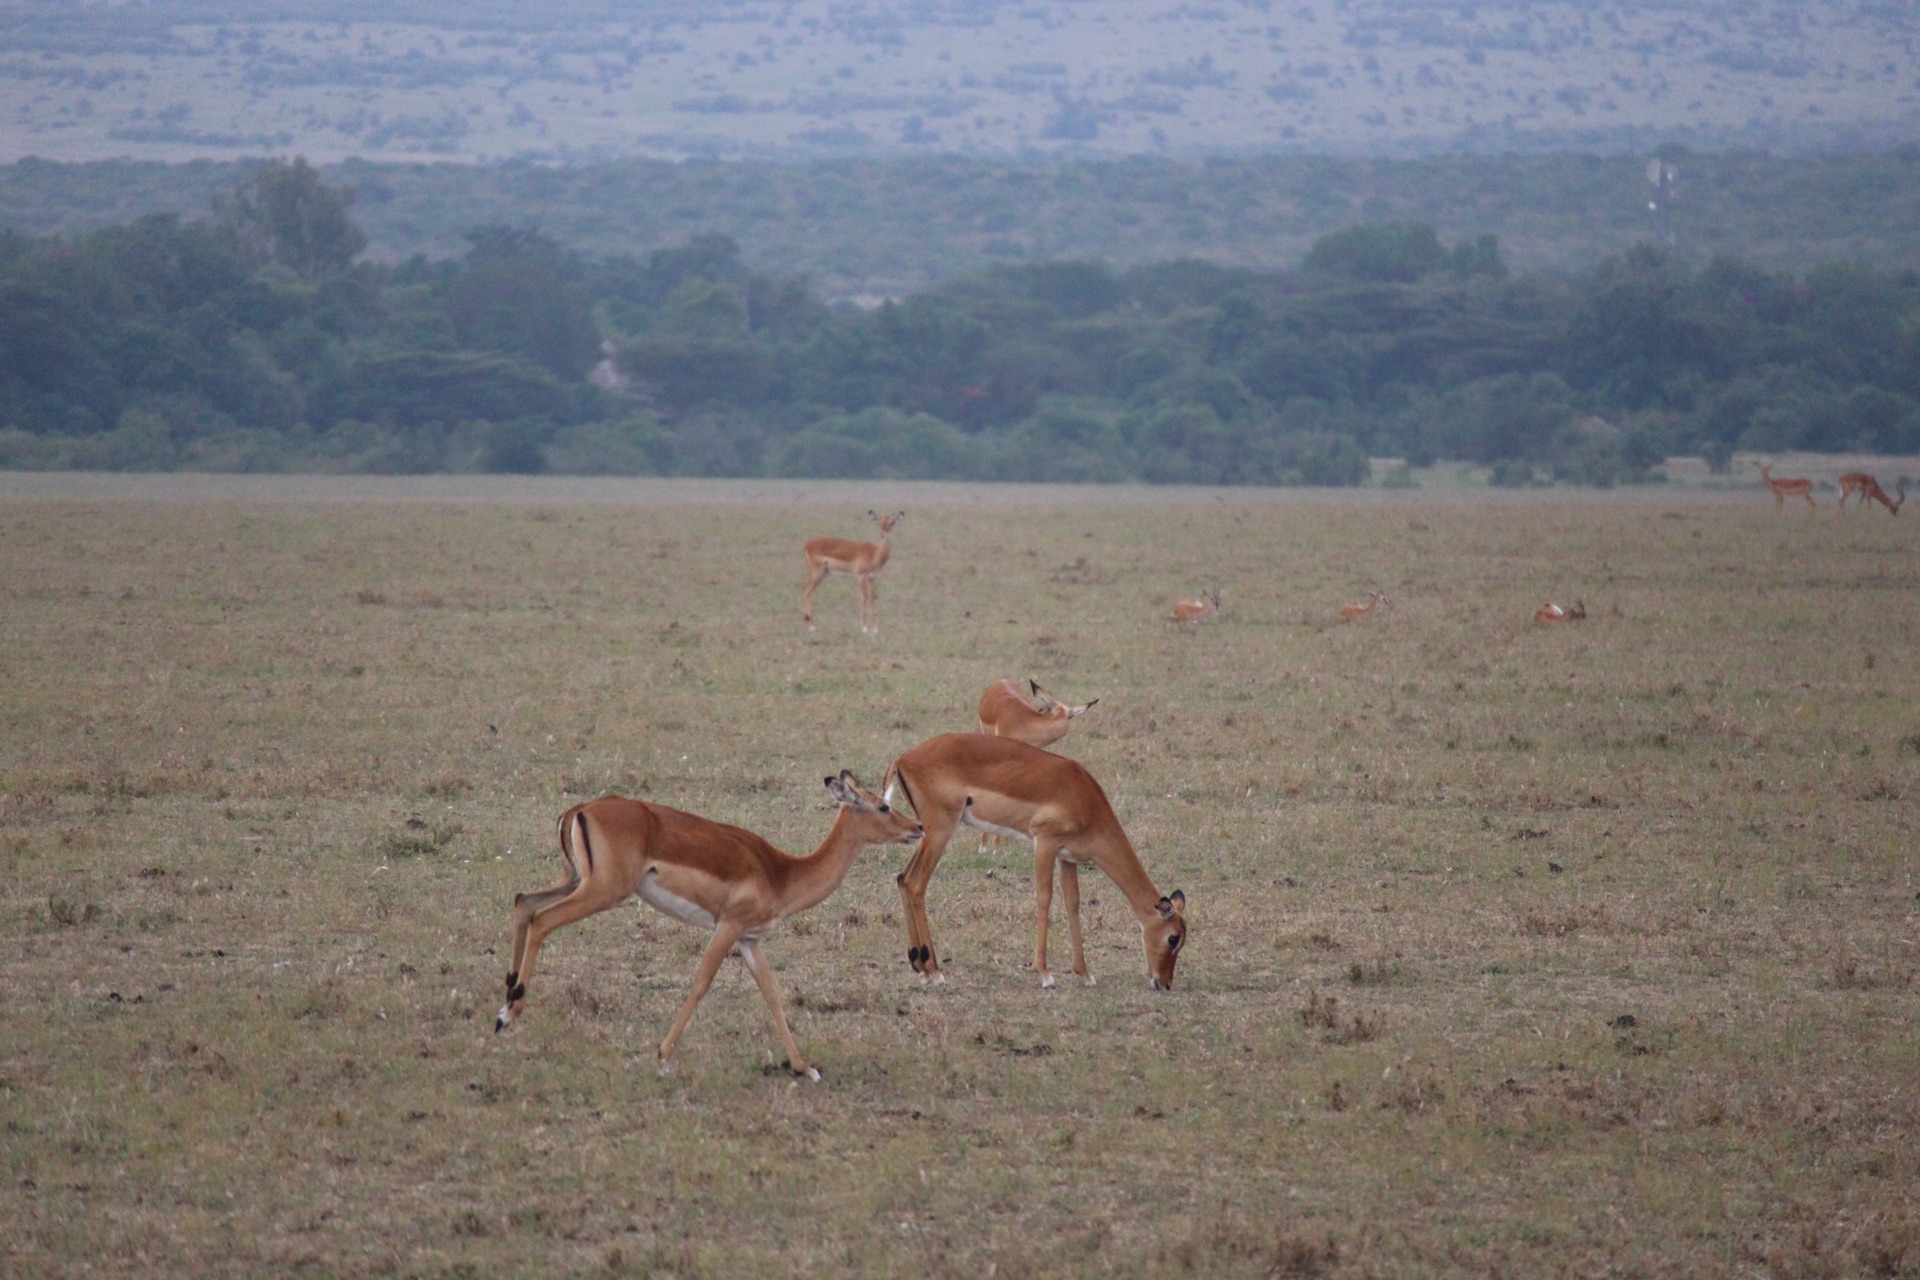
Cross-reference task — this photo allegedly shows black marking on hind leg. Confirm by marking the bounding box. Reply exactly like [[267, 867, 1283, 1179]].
[[506, 971, 519, 991], [575, 814, 594, 874], [508, 983, 526, 1003]]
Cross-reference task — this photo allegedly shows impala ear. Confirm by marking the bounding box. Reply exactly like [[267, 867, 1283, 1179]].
[[825, 775, 859, 806], [1155, 895, 1176, 921], [1028, 680, 1056, 712], [1070, 697, 1098, 717]]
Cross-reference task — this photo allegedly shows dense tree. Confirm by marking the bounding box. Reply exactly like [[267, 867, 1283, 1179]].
[[5, 187, 1919, 484]]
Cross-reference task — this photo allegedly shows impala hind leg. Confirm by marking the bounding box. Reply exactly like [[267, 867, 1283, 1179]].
[[858, 573, 878, 635], [895, 811, 960, 982], [658, 922, 746, 1074], [495, 878, 622, 1031], [737, 939, 819, 1081]]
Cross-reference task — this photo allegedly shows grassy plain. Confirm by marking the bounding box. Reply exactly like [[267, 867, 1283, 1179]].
[[1, 476, 1916, 1278]]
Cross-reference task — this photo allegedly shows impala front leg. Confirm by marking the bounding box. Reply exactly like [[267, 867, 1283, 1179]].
[[1058, 860, 1093, 985], [736, 939, 820, 1081], [1032, 838, 1061, 989], [658, 921, 746, 1075]]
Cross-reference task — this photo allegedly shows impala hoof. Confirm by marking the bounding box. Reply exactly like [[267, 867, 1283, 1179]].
[[493, 1008, 510, 1032], [1040, 973, 1056, 990]]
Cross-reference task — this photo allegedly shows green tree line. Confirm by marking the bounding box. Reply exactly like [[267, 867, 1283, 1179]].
[[2, 160, 1917, 481]]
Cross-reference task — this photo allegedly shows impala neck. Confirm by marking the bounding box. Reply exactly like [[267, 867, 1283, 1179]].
[[779, 807, 874, 915], [869, 534, 893, 569], [1098, 833, 1167, 925]]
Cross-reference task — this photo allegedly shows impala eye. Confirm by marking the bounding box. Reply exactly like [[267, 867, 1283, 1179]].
[[1168, 935, 1182, 951], [879, 804, 891, 813]]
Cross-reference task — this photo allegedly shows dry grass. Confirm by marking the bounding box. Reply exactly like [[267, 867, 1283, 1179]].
[[1, 477, 1917, 1278]]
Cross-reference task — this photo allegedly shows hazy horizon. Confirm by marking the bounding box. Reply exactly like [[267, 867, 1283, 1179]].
[[3, 0, 1916, 166]]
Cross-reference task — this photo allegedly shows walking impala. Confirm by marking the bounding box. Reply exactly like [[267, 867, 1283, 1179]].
[[495, 773, 922, 1080], [1837, 472, 1907, 516], [803, 510, 904, 634], [976, 678, 1098, 749], [1759, 463, 1815, 509], [883, 733, 1189, 990]]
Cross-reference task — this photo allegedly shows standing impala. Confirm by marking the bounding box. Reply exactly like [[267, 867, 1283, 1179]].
[[496, 772, 922, 1081], [1759, 463, 1815, 509], [883, 733, 1188, 990], [803, 510, 904, 634], [976, 678, 1098, 749]]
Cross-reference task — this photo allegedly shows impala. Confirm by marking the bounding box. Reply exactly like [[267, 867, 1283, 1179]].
[[1338, 590, 1390, 622], [883, 733, 1188, 990], [803, 510, 904, 634], [1759, 463, 1815, 509], [1837, 472, 1906, 516], [976, 678, 1098, 749], [1534, 600, 1586, 624], [1171, 589, 1221, 623], [496, 772, 923, 1081]]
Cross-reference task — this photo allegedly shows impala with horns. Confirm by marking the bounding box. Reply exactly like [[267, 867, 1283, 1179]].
[[883, 733, 1188, 991], [976, 678, 1099, 749], [803, 510, 904, 634], [1171, 589, 1221, 623], [496, 773, 922, 1081], [1837, 472, 1906, 516]]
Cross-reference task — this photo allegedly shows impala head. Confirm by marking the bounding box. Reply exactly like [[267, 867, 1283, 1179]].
[[825, 770, 923, 845], [1029, 679, 1098, 720], [869, 510, 906, 534], [1144, 889, 1188, 990]]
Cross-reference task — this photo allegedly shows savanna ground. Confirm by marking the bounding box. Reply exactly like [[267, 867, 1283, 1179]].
[[0, 474, 1915, 1279]]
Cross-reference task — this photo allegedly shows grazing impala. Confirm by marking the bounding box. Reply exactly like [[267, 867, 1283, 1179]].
[[1171, 589, 1221, 623], [1338, 590, 1390, 622], [803, 510, 904, 634], [1759, 463, 1815, 509], [1534, 600, 1586, 624], [976, 678, 1099, 749], [1837, 472, 1906, 516], [883, 733, 1188, 991], [496, 773, 922, 1081]]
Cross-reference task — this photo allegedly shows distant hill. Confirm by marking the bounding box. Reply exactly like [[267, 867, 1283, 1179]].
[[1, 0, 1915, 165], [3, 150, 1918, 296]]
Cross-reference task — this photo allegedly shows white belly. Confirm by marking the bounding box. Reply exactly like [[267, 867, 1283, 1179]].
[[636, 874, 717, 929], [960, 806, 1032, 843]]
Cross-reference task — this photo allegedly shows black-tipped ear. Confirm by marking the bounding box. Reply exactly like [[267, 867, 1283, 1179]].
[[1155, 896, 1175, 921], [1029, 678, 1041, 696], [826, 775, 859, 806], [1170, 889, 1186, 912]]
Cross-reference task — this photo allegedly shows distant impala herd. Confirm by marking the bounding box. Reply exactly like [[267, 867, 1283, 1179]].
[[498, 468, 1906, 1077]]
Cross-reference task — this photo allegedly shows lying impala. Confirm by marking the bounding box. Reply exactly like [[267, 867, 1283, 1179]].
[[1338, 590, 1390, 622], [1837, 472, 1907, 516], [1171, 589, 1221, 623], [883, 733, 1188, 990], [496, 772, 922, 1081], [803, 510, 904, 634], [976, 678, 1098, 749], [1534, 599, 1586, 624], [1759, 463, 1815, 509]]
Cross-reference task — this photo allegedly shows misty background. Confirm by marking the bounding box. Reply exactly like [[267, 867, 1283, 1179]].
[[1, 0, 1917, 479]]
